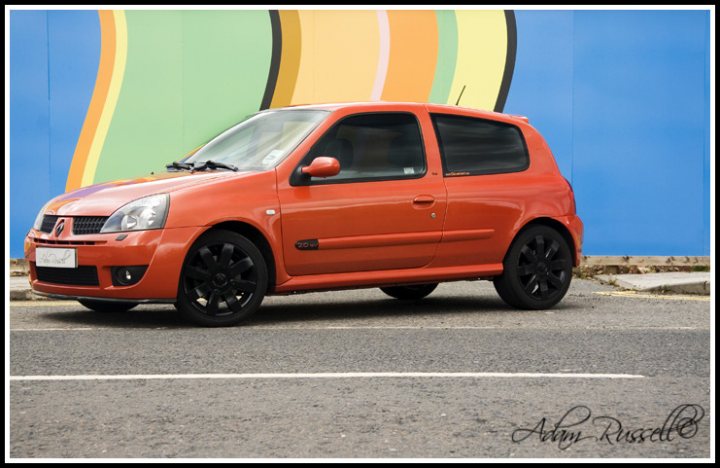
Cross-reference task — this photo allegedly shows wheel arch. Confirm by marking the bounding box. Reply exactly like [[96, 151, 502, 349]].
[[195, 220, 278, 293], [512, 217, 578, 266]]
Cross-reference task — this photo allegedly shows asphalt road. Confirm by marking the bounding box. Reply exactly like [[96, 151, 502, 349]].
[[9, 279, 711, 459]]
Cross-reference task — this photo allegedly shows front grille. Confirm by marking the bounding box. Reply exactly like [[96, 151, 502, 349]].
[[39, 215, 59, 233], [32, 237, 103, 246], [72, 216, 109, 235], [35, 265, 99, 286]]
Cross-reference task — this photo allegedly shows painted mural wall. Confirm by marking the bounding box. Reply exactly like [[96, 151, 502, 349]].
[[9, 9, 711, 258]]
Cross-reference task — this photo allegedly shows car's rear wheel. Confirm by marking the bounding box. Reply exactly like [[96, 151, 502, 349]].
[[78, 299, 137, 313], [380, 283, 438, 300], [493, 225, 573, 309], [176, 230, 268, 327]]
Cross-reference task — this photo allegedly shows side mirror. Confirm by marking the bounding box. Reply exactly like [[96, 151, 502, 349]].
[[301, 156, 341, 178]]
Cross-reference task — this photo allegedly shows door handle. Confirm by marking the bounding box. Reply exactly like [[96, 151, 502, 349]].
[[413, 195, 435, 205]]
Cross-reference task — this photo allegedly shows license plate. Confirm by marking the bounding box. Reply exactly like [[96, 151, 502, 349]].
[[35, 247, 77, 268]]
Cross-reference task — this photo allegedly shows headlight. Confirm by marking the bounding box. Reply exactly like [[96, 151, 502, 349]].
[[32, 202, 51, 230], [100, 194, 170, 233]]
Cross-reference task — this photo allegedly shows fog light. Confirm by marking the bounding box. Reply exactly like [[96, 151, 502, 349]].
[[111, 266, 148, 286]]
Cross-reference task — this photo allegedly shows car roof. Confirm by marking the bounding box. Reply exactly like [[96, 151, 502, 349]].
[[273, 101, 525, 122]]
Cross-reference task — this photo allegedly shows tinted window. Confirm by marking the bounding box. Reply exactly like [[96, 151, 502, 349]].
[[299, 113, 426, 184], [431, 114, 529, 176]]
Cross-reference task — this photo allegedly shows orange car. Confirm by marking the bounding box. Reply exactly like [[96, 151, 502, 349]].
[[25, 102, 583, 326]]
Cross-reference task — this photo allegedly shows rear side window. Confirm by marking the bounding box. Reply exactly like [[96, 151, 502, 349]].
[[431, 114, 529, 176]]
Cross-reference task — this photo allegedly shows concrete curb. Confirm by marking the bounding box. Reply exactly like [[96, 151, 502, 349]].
[[595, 272, 711, 295], [10, 289, 51, 301], [9, 277, 53, 301]]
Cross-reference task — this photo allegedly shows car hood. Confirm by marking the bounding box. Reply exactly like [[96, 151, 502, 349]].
[[46, 171, 248, 216]]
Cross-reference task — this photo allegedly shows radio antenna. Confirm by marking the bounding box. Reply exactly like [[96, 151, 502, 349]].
[[455, 85, 467, 106]]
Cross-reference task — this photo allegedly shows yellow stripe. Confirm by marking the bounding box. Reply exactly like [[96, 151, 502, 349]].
[[270, 10, 302, 109], [449, 10, 507, 110], [291, 10, 379, 104], [81, 10, 128, 187], [65, 11, 117, 192], [594, 291, 710, 302]]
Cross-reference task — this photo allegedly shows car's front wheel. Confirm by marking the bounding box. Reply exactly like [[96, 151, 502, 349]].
[[78, 299, 137, 313], [493, 225, 573, 309], [380, 283, 438, 300], [176, 230, 268, 327]]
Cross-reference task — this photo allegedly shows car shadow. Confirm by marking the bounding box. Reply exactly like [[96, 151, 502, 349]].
[[251, 296, 510, 325], [32, 306, 188, 329], [35, 294, 581, 329]]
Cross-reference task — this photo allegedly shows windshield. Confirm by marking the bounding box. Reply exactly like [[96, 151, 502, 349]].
[[184, 109, 329, 171]]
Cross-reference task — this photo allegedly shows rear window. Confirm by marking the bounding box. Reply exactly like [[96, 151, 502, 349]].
[[431, 114, 529, 176]]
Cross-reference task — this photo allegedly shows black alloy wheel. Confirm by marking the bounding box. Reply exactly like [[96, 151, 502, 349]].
[[176, 230, 268, 326], [493, 225, 573, 309]]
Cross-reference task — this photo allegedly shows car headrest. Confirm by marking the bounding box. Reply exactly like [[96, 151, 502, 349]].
[[323, 138, 354, 170]]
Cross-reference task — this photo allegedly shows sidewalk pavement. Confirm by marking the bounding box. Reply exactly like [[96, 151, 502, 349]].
[[594, 271, 711, 295], [10, 276, 42, 301], [9, 271, 712, 301]]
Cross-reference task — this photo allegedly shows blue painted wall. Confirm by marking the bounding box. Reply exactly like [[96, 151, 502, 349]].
[[504, 10, 710, 256], [10, 11, 50, 259], [9, 10, 711, 258], [10, 11, 100, 258]]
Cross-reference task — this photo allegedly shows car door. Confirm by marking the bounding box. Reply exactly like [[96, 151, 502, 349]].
[[277, 110, 447, 276], [429, 111, 533, 268]]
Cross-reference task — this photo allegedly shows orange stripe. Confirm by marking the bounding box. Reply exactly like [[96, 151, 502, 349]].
[[381, 11, 439, 102], [270, 10, 302, 108], [65, 10, 117, 192]]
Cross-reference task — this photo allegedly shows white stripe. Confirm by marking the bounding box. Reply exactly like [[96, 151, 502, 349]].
[[370, 10, 390, 100], [10, 372, 645, 382]]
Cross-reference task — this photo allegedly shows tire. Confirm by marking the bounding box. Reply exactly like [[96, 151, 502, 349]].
[[380, 283, 438, 300], [175, 230, 268, 327], [78, 299, 138, 313], [493, 225, 573, 309]]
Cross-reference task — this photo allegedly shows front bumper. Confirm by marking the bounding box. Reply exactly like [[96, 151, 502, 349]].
[[25, 226, 204, 300]]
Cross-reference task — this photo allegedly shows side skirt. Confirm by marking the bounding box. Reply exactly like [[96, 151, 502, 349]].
[[271, 263, 503, 295]]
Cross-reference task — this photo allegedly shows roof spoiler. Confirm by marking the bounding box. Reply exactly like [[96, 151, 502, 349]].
[[509, 115, 529, 123]]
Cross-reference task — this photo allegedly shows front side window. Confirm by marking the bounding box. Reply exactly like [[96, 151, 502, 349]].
[[297, 112, 426, 184], [185, 109, 328, 171], [431, 114, 529, 176]]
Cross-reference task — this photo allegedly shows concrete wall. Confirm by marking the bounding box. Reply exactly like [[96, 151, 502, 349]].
[[9, 9, 711, 258]]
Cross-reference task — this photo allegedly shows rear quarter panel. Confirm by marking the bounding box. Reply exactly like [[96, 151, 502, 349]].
[[427, 114, 575, 268]]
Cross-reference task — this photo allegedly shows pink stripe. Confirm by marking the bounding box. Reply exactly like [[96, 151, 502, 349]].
[[371, 10, 390, 101]]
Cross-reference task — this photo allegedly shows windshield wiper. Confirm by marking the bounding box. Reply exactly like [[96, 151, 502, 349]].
[[193, 160, 239, 172], [166, 161, 194, 171]]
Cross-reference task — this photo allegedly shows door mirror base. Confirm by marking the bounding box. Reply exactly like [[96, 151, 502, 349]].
[[301, 156, 341, 179]]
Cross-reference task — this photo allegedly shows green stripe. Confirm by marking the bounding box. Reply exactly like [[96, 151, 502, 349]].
[[95, 10, 272, 183], [428, 10, 458, 105]]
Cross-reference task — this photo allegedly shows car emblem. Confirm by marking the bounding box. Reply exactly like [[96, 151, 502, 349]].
[[55, 219, 65, 237]]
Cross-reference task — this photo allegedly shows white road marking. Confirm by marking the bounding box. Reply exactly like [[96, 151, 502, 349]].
[[10, 372, 645, 382]]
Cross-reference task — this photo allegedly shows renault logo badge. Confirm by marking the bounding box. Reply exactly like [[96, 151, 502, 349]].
[[55, 219, 65, 237]]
